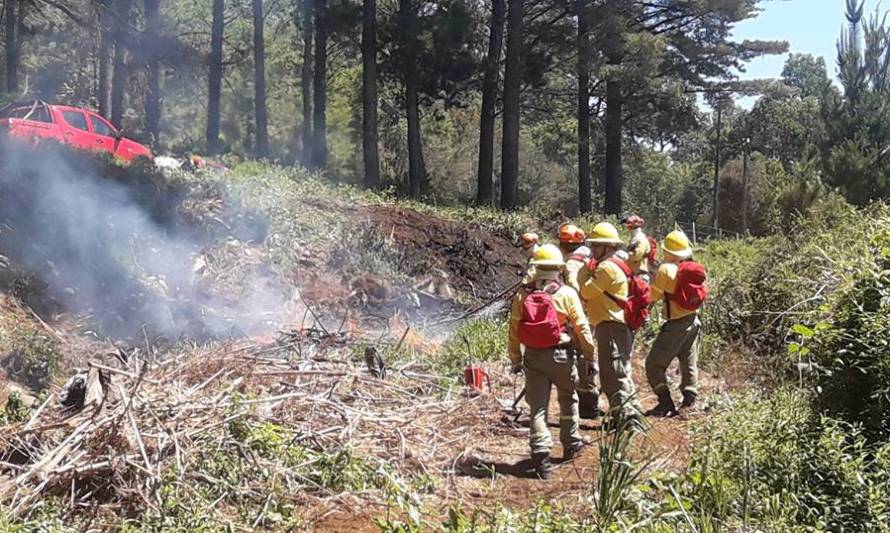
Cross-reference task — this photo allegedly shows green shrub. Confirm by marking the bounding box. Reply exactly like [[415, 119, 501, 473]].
[[695, 200, 883, 377], [799, 224, 890, 439], [0, 324, 62, 389], [655, 389, 890, 532], [0, 391, 31, 424]]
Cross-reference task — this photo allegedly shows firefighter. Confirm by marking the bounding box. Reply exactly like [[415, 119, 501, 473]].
[[518, 232, 540, 284], [579, 222, 642, 423], [558, 224, 587, 290], [621, 215, 655, 282], [508, 244, 596, 479], [645, 230, 707, 417], [558, 225, 599, 418], [564, 245, 591, 293]]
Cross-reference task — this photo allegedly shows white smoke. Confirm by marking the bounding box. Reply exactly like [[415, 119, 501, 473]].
[[0, 141, 289, 342]]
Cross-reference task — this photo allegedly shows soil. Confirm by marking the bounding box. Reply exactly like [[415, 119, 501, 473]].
[[308, 347, 733, 531], [361, 205, 527, 300]]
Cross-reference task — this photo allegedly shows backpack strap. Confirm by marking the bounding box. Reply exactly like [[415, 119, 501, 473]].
[[607, 256, 633, 277], [602, 258, 630, 305], [663, 260, 690, 320]]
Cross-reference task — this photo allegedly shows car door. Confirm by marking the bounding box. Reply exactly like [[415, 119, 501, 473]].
[[87, 113, 118, 155], [58, 110, 94, 151]]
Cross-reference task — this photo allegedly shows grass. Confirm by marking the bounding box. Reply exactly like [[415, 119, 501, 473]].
[[0, 319, 62, 390], [435, 318, 509, 377]]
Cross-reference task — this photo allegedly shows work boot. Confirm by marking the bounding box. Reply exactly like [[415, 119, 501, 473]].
[[578, 392, 603, 420], [644, 391, 678, 418], [563, 437, 591, 461], [531, 452, 552, 480], [681, 391, 697, 409]]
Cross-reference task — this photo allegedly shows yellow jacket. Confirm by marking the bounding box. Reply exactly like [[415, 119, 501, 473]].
[[628, 229, 650, 274], [508, 282, 596, 365], [563, 258, 585, 293], [579, 258, 627, 325], [651, 262, 697, 321]]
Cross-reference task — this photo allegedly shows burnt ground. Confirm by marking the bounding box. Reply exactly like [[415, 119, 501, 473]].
[[361, 205, 527, 300]]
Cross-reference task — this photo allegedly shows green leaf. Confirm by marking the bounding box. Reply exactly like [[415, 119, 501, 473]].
[[792, 324, 815, 338]]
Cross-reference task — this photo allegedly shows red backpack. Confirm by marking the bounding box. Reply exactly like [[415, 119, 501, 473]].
[[646, 236, 658, 264], [605, 258, 651, 331], [669, 261, 708, 312], [518, 282, 565, 349]]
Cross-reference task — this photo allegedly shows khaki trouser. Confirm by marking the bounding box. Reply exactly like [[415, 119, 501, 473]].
[[568, 331, 599, 397], [524, 347, 582, 456], [596, 321, 640, 417], [645, 313, 701, 395]]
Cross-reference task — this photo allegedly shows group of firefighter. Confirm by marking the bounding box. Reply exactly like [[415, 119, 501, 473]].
[[507, 216, 708, 479]]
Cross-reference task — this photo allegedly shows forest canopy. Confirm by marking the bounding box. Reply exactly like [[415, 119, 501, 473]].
[[1, 0, 889, 232]]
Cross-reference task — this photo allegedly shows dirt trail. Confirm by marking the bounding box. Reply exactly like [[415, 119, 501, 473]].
[[313, 351, 729, 530]]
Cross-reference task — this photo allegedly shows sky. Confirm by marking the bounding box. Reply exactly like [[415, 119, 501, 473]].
[[732, 0, 849, 83]]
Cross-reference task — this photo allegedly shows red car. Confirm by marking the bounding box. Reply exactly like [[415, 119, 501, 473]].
[[0, 100, 152, 163]]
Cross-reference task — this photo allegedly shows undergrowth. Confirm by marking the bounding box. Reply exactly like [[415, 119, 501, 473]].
[[0, 321, 62, 390], [435, 318, 508, 377]]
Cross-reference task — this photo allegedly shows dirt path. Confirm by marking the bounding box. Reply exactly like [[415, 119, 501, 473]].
[[313, 349, 727, 530]]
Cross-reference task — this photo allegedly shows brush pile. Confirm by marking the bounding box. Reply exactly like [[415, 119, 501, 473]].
[[0, 327, 502, 525]]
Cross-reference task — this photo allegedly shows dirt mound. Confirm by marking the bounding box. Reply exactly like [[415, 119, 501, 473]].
[[363, 205, 526, 300]]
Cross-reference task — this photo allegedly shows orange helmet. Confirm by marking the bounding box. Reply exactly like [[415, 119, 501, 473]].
[[621, 215, 645, 230], [519, 232, 540, 249], [558, 224, 586, 244]]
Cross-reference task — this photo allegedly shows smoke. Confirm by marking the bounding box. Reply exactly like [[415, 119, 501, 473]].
[[0, 141, 289, 342]]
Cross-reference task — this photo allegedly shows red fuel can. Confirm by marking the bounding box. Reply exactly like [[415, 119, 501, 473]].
[[463, 365, 490, 392]]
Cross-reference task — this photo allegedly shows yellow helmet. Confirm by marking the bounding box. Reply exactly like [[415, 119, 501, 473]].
[[663, 230, 693, 259], [529, 244, 565, 267], [586, 222, 623, 245]]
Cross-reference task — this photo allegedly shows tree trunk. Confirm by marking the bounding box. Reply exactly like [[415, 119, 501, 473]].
[[712, 104, 722, 228], [604, 79, 622, 215], [5, 0, 18, 93], [741, 139, 749, 234], [252, 0, 269, 157], [311, 0, 328, 168], [206, 0, 224, 153], [500, 0, 522, 210], [143, 0, 161, 148], [577, 2, 592, 214], [398, 0, 425, 197], [300, 0, 313, 166], [405, 74, 426, 198], [361, 0, 380, 189], [110, 0, 132, 127], [476, 0, 505, 205], [97, 0, 113, 117]]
